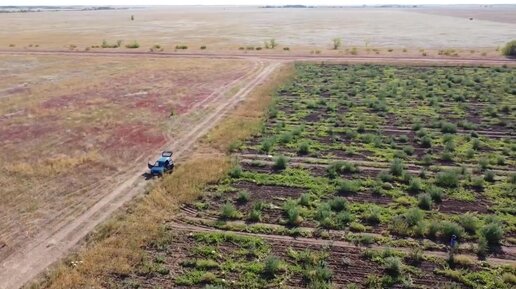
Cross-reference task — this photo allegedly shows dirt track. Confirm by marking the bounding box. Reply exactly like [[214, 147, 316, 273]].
[[0, 55, 279, 289], [0, 50, 514, 289], [1, 49, 515, 66]]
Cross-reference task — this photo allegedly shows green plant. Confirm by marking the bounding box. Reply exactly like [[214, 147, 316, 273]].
[[484, 170, 495, 182], [336, 179, 360, 194], [405, 208, 424, 226], [298, 141, 310, 155], [175, 45, 188, 50], [229, 166, 243, 178], [427, 185, 443, 203], [221, 202, 241, 220], [477, 236, 489, 259], [263, 256, 282, 278], [329, 197, 348, 212], [364, 205, 382, 224], [417, 193, 432, 210], [389, 158, 404, 176], [435, 170, 459, 188], [407, 178, 423, 193], [248, 209, 262, 222], [441, 122, 457, 134], [273, 155, 288, 170], [125, 41, 140, 49], [480, 223, 503, 246], [458, 213, 478, 235], [332, 38, 342, 50], [440, 221, 464, 241], [501, 40, 516, 57], [237, 191, 250, 203], [260, 138, 274, 153], [384, 256, 402, 276], [200, 45, 207, 50]]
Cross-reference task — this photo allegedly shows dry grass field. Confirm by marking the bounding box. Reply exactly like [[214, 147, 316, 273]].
[[0, 54, 252, 260], [0, 6, 515, 53]]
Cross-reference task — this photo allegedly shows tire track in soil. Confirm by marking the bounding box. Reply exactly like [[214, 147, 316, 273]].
[[0, 60, 281, 289]]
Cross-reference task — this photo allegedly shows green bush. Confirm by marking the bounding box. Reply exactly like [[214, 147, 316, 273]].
[[405, 208, 424, 226], [421, 135, 432, 148], [273, 155, 288, 170], [480, 223, 503, 246], [125, 41, 140, 49], [417, 193, 433, 210], [336, 179, 360, 194], [298, 193, 311, 207], [229, 166, 243, 178], [501, 40, 516, 57], [364, 205, 382, 224], [298, 141, 310, 155], [221, 203, 241, 220], [237, 191, 250, 203], [440, 221, 465, 241], [248, 209, 262, 222], [263, 256, 282, 278], [441, 122, 457, 134], [427, 185, 443, 203], [260, 138, 274, 153], [435, 170, 460, 188], [329, 197, 348, 212], [484, 170, 495, 182], [407, 177, 423, 193], [477, 236, 489, 259], [384, 256, 402, 276], [390, 158, 404, 176], [458, 213, 478, 235]]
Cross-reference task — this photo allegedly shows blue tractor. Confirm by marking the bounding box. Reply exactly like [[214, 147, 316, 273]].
[[147, 151, 175, 177]]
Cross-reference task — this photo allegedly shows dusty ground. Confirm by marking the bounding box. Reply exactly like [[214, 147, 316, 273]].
[[0, 6, 515, 53], [0, 54, 253, 261], [412, 5, 516, 24]]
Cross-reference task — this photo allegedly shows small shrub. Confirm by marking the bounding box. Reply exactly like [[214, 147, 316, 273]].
[[427, 185, 443, 203], [421, 135, 432, 148], [175, 45, 188, 50], [441, 122, 457, 134], [248, 209, 262, 222], [422, 154, 433, 166], [478, 158, 489, 171], [125, 41, 140, 49], [350, 222, 366, 232], [200, 45, 207, 50], [283, 47, 290, 51], [484, 170, 495, 182], [440, 221, 464, 241], [435, 170, 459, 188], [221, 203, 241, 220], [458, 213, 478, 235], [329, 197, 348, 212], [332, 38, 342, 50], [336, 179, 360, 194], [273, 155, 288, 170], [417, 193, 433, 210], [480, 223, 503, 246], [298, 193, 311, 207], [260, 138, 274, 153], [237, 191, 250, 203], [364, 205, 382, 224], [263, 256, 281, 278], [477, 236, 489, 259], [298, 141, 310, 155], [407, 178, 423, 193], [390, 158, 404, 177], [229, 166, 242, 178], [405, 208, 424, 226], [501, 40, 516, 57], [384, 256, 402, 276]]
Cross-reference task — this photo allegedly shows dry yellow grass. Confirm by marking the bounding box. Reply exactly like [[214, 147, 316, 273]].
[[28, 61, 294, 289]]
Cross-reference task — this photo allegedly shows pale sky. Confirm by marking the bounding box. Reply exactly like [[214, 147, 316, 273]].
[[2, 0, 516, 6]]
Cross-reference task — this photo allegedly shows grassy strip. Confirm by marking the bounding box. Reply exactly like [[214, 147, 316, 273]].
[[29, 63, 294, 289]]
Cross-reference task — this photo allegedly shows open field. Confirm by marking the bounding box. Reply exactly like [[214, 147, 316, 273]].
[[0, 6, 515, 54], [0, 54, 255, 262], [29, 63, 516, 289], [0, 4, 515, 289]]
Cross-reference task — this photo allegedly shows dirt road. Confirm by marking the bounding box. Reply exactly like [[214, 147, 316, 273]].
[[1, 49, 515, 66], [0, 57, 280, 289]]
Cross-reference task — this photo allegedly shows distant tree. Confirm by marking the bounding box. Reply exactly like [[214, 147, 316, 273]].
[[501, 40, 516, 57], [333, 38, 342, 50], [130, 15, 134, 21], [264, 38, 278, 49]]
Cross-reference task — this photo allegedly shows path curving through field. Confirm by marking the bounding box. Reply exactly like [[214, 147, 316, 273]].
[[0, 58, 281, 289]]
